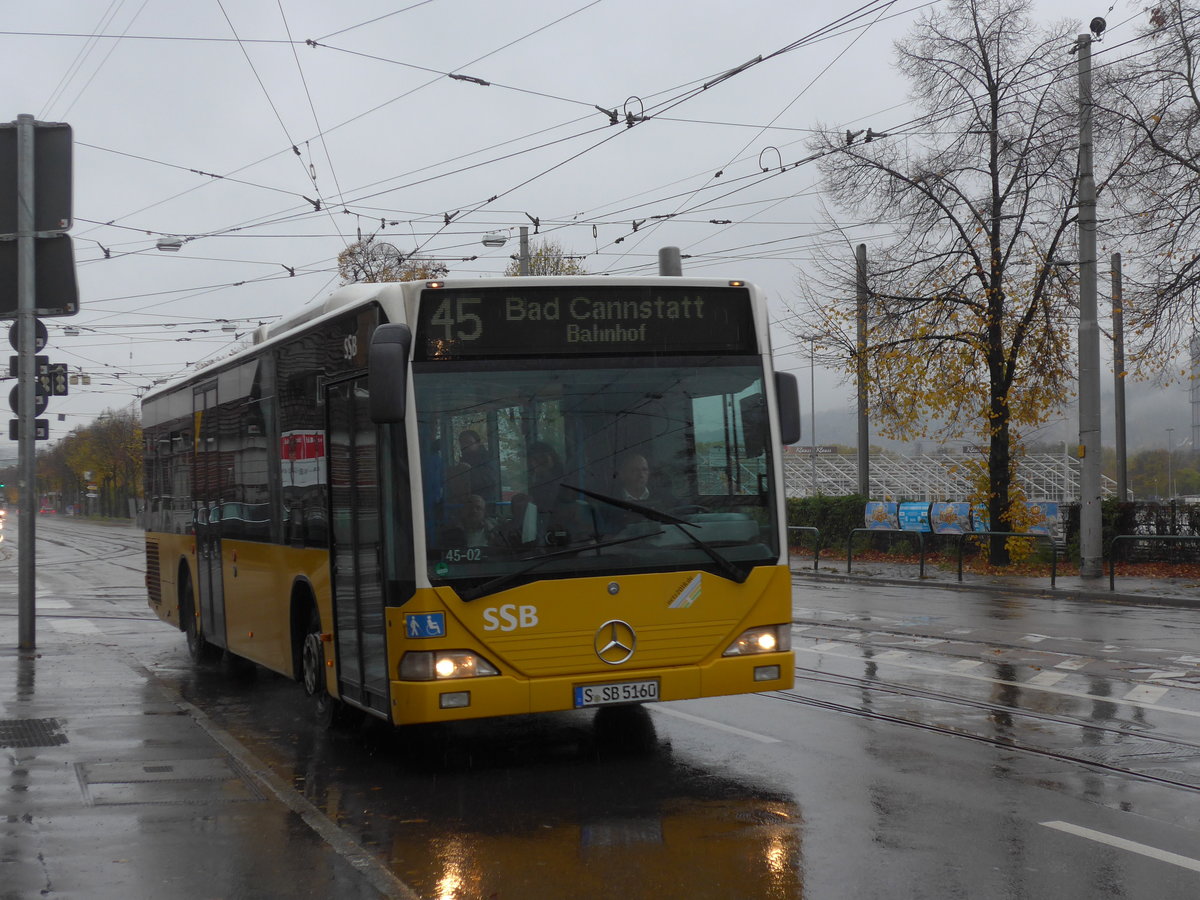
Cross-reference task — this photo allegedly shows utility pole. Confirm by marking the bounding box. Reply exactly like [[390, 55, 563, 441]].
[[1111, 253, 1128, 501], [518, 226, 530, 276], [1166, 427, 1175, 499], [1076, 32, 1103, 578], [810, 338, 817, 495], [855, 243, 870, 498]]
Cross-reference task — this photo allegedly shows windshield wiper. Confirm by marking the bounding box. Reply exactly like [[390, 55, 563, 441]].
[[456, 530, 664, 602], [563, 484, 748, 584]]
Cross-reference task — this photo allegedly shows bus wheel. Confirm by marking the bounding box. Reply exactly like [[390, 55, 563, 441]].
[[182, 577, 220, 664], [301, 609, 352, 729]]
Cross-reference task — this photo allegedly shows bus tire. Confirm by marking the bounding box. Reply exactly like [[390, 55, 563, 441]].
[[301, 606, 356, 729], [180, 569, 220, 664]]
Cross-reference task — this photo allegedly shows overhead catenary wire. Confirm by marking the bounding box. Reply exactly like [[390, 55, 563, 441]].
[[11, 2, 1186, 432]]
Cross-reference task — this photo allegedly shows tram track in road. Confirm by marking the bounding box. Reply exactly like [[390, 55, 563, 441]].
[[0, 611, 158, 623], [27, 530, 144, 573], [767, 685, 1200, 796], [789, 663, 1200, 754], [791, 616, 1200, 682]]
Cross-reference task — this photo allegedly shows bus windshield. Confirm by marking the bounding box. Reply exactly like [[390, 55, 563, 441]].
[[414, 356, 779, 592]]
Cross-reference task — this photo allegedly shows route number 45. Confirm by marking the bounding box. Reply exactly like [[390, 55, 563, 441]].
[[429, 297, 483, 341]]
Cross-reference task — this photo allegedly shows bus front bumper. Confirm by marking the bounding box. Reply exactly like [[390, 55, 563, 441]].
[[388, 651, 795, 725]]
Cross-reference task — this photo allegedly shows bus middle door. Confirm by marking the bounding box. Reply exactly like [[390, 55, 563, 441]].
[[325, 375, 389, 716], [193, 383, 227, 649]]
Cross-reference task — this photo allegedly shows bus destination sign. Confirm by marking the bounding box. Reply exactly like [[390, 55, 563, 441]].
[[414, 285, 755, 360]]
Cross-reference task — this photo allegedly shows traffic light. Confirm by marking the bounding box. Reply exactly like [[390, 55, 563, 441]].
[[45, 362, 68, 396]]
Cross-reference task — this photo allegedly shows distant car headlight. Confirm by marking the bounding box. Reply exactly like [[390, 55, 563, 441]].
[[723, 625, 792, 656], [398, 650, 500, 681]]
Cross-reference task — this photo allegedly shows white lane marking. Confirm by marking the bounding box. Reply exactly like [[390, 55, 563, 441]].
[[39, 598, 70, 609], [1022, 634, 1049, 643], [1041, 821, 1200, 873], [947, 629, 973, 635], [1147, 670, 1189, 681], [1054, 657, 1090, 670], [1028, 671, 1068, 687], [48, 618, 100, 634], [793, 646, 1200, 718], [1123, 684, 1169, 705], [653, 707, 780, 744], [1174, 655, 1200, 665], [791, 625, 813, 632], [903, 637, 946, 648], [950, 659, 984, 671], [810, 641, 848, 652], [873, 650, 910, 662]]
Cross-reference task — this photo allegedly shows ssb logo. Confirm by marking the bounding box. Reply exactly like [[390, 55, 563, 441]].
[[481, 604, 539, 633]]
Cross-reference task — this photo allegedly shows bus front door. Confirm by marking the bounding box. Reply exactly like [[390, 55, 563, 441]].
[[326, 376, 389, 716], [193, 383, 227, 649]]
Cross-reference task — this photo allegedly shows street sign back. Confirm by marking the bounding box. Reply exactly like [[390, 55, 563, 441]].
[[8, 418, 48, 440], [0, 121, 72, 235], [0, 234, 78, 317]]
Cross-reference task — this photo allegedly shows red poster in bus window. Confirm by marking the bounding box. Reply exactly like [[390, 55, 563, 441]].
[[281, 430, 327, 487], [303, 432, 325, 459]]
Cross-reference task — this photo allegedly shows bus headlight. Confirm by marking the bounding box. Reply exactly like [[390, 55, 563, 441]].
[[399, 650, 500, 681], [723, 625, 791, 657]]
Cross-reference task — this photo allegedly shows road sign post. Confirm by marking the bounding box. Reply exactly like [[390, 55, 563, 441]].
[[14, 114, 37, 648], [3, 113, 76, 650]]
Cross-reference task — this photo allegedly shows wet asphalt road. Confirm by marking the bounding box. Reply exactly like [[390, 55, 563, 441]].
[[7, 516, 1200, 899]]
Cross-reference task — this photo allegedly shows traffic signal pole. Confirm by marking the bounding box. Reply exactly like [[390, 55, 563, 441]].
[[16, 113, 36, 648]]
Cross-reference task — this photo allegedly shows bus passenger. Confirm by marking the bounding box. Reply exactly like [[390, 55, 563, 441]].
[[524, 441, 595, 545], [438, 494, 497, 548], [446, 429, 498, 503]]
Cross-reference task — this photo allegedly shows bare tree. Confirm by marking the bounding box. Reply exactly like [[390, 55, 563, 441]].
[[503, 237, 588, 276], [795, 0, 1087, 563], [337, 239, 448, 284], [1099, 1, 1200, 363]]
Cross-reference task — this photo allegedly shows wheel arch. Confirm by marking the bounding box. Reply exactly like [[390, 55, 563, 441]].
[[289, 576, 319, 682]]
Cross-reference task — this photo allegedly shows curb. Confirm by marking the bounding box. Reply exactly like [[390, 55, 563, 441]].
[[790, 568, 1200, 610]]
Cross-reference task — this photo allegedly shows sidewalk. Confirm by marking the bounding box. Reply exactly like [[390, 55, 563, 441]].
[[0, 618, 414, 899], [790, 553, 1200, 607]]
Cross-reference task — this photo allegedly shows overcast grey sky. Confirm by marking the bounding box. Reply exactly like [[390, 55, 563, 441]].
[[1, 0, 1164, 451]]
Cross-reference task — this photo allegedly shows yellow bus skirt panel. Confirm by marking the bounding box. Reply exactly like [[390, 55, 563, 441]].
[[145, 532, 192, 628], [220, 541, 331, 674]]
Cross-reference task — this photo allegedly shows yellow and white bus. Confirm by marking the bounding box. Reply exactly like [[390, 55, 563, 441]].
[[142, 276, 799, 726]]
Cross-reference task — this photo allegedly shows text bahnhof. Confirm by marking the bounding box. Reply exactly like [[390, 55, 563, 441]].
[[504, 295, 709, 343]]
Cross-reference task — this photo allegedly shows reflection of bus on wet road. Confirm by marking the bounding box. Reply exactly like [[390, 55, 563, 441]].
[[142, 276, 799, 726]]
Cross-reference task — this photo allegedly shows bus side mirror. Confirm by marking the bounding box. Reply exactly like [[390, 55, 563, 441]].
[[369, 323, 412, 423], [775, 372, 801, 445], [740, 393, 767, 458]]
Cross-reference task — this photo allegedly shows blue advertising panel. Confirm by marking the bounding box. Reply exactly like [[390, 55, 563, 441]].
[[898, 501, 931, 532], [930, 501, 971, 535], [864, 501, 898, 530], [972, 503, 989, 532], [1026, 501, 1059, 536]]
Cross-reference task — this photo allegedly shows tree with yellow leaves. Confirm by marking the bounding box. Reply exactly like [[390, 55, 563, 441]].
[[795, 0, 1104, 563]]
